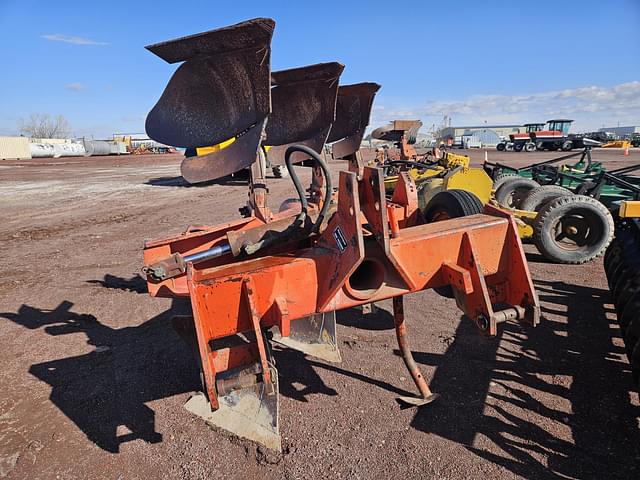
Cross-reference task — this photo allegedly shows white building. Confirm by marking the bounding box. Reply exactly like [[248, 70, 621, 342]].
[[598, 126, 640, 138]]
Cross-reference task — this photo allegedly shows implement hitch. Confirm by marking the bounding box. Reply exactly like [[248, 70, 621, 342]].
[[141, 18, 540, 452]]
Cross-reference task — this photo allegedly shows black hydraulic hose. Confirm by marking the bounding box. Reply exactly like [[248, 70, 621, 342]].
[[284, 145, 333, 232]]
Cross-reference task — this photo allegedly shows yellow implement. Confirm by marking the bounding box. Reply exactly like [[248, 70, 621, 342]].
[[385, 151, 492, 208], [601, 140, 631, 149], [385, 149, 535, 238], [619, 200, 640, 218], [195, 137, 237, 156]]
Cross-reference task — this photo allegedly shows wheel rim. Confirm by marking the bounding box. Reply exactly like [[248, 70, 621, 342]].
[[507, 187, 531, 208], [550, 208, 605, 252]]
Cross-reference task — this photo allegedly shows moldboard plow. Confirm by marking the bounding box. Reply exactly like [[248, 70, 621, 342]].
[[141, 18, 540, 452]]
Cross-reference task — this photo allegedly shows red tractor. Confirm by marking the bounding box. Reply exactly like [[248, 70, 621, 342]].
[[531, 119, 575, 151], [511, 123, 546, 152]]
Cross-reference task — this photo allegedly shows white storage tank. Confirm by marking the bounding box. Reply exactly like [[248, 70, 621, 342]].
[[30, 142, 86, 158], [83, 139, 112, 156]]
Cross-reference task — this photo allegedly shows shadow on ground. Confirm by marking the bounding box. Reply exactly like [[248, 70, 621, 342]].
[[408, 279, 640, 479], [336, 306, 394, 330], [3, 278, 639, 478], [1, 297, 199, 454], [146, 169, 288, 187], [87, 274, 147, 294]]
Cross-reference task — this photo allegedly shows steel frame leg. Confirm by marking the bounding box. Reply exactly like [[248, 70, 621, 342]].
[[393, 296, 439, 407]]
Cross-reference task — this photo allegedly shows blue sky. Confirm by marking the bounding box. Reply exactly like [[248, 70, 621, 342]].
[[0, 0, 638, 138]]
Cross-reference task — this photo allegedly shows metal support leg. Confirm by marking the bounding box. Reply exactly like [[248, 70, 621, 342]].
[[393, 296, 439, 407]]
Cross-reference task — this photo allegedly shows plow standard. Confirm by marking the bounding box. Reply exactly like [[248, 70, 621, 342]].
[[141, 18, 540, 451]]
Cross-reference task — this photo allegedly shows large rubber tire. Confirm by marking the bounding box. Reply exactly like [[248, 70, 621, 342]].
[[505, 143, 514, 152], [524, 142, 536, 152], [495, 177, 540, 209], [422, 189, 484, 223], [519, 185, 574, 212], [561, 140, 573, 151], [496, 143, 506, 152], [533, 195, 614, 264], [603, 236, 621, 273], [514, 143, 524, 152], [492, 172, 518, 191], [422, 190, 483, 298]]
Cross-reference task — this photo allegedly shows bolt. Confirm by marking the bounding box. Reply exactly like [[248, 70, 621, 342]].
[[565, 225, 578, 235]]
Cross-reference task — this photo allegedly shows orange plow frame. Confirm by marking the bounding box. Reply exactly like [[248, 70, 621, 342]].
[[144, 167, 539, 415]]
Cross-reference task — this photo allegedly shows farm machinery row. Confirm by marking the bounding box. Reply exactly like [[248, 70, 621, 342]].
[[374, 126, 630, 265], [496, 119, 607, 152], [139, 18, 541, 451], [377, 124, 640, 387]]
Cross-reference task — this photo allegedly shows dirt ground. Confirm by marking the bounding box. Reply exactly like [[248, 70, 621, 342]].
[[1, 147, 639, 479]]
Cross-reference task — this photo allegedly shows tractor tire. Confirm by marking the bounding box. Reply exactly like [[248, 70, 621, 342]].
[[495, 177, 540, 209], [422, 189, 484, 223], [533, 195, 614, 264], [535, 141, 545, 151], [492, 173, 519, 191], [514, 143, 524, 152], [603, 236, 621, 273], [423, 190, 483, 298], [496, 143, 506, 152], [524, 142, 536, 152], [272, 165, 289, 178], [505, 143, 514, 152], [561, 140, 573, 151], [519, 185, 574, 212]]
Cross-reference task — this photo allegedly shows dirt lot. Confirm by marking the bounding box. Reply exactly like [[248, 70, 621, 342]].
[[1, 147, 639, 479]]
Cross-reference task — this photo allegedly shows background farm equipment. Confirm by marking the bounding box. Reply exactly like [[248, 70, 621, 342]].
[[140, 18, 540, 452], [483, 139, 640, 263], [496, 123, 544, 152], [531, 119, 575, 151], [379, 131, 613, 264]]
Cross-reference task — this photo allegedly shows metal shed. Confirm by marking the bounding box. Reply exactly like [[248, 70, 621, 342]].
[[0, 136, 31, 160]]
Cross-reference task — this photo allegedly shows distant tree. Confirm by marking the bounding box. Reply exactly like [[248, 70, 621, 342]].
[[19, 114, 72, 139]]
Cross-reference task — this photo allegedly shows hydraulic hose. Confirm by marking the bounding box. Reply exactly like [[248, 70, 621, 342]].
[[145, 146, 334, 278], [284, 145, 333, 232]]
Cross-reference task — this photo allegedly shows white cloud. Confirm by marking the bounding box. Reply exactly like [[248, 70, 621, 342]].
[[42, 34, 108, 46], [65, 83, 85, 92], [371, 81, 640, 132]]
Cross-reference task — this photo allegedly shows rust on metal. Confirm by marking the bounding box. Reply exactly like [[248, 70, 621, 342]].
[[145, 18, 274, 182], [140, 17, 540, 452], [329, 83, 381, 159], [393, 296, 438, 406]]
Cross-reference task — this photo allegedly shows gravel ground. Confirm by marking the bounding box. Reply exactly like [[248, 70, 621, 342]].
[[1, 148, 639, 479]]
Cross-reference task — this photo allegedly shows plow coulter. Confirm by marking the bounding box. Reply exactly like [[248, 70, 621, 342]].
[[141, 18, 540, 452]]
